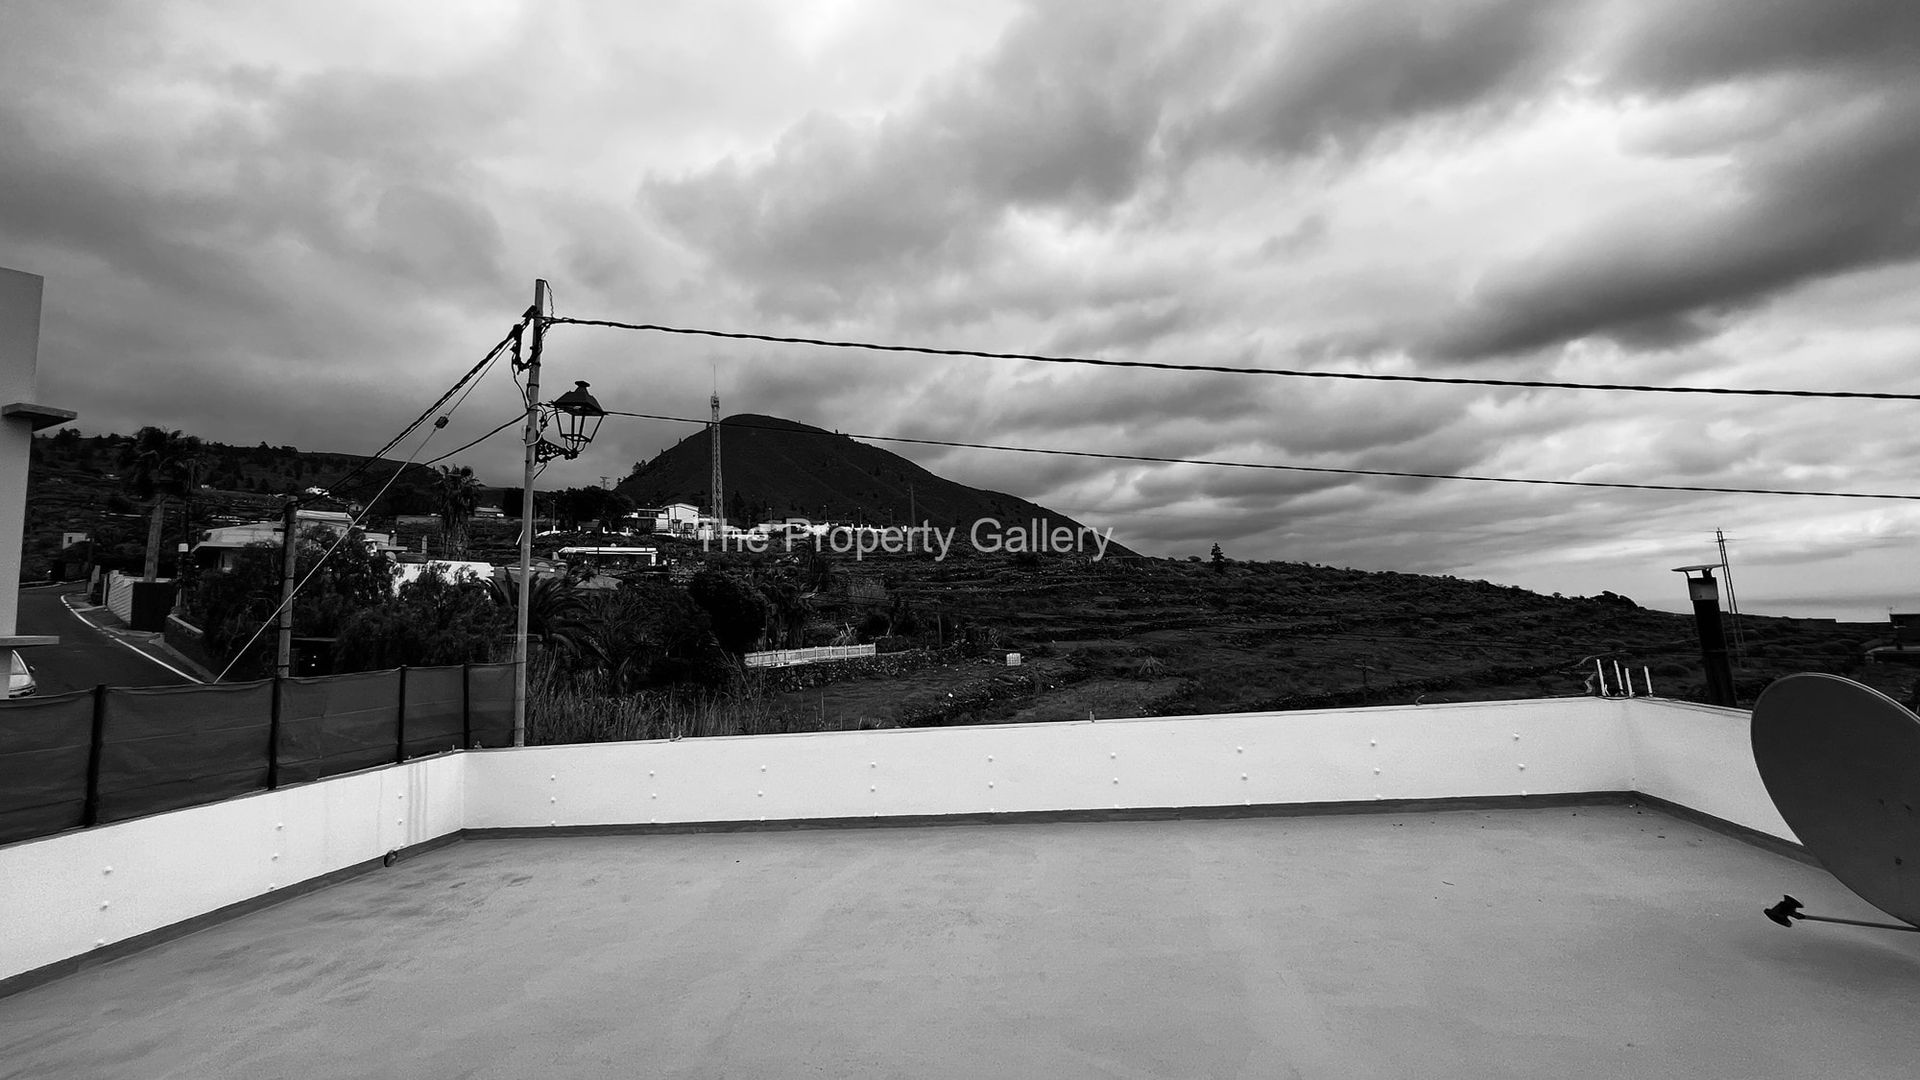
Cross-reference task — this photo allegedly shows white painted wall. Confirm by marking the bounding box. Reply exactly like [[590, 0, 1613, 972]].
[[1, 754, 464, 984], [464, 698, 1635, 829], [1624, 698, 1795, 843], [744, 644, 878, 669], [0, 268, 45, 638], [6, 694, 1800, 988], [105, 571, 137, 624]]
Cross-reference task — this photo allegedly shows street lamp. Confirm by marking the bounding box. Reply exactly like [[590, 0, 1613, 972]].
[[539, 381, 605, 462], [512, 281, 608, 746]]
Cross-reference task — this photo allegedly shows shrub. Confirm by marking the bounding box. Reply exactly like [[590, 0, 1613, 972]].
[[688, 568, 768, 654], [333, 571, 507, 671]]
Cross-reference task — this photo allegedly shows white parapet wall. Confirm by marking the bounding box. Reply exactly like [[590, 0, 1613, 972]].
[[1623, 697, 1796, 842], [5, 694, 1802, 989], [1, 753, 465, 986], [463, 697, 1637, 829]]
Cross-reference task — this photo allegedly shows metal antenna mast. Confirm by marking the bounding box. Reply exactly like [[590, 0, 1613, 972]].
[[710, 387, 723, 525], [1717, 528, 1746, 664]]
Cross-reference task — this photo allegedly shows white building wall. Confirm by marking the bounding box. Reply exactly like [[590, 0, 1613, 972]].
[[0, 268, 45, 638], [105, 572, 137, 623]]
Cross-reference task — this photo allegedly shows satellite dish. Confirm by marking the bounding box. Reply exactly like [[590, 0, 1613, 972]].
[[1751, 673, 1920, 928]]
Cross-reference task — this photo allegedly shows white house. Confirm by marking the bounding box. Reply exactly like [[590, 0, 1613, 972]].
[[653, 502, 702, 536], [193, 511, 399, 573], [554, 545, 658, 570]]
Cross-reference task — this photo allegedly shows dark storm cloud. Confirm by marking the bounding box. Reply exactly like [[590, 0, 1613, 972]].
[[642, 0, 1920, 372], [1605, 0, 1920, 92], [7, 0, 1917, 612], [0, 13, 531, 449], [642, 0, 1595, 319], [1425, 2, 1920, 360], [641, 2, 1225, 313], [1640, 424, 1765, 481], [1178, 0, 1585, 159], [953, 369, 1275, 435], [1039, 298, 1194, 356], [1428, 85, 1920, 359], [1134, 466, 1351, 506]]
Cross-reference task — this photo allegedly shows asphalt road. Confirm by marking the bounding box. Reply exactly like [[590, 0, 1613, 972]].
[[13, 584, 195, 694]]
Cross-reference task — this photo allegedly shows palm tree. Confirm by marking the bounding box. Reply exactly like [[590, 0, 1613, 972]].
[[490, 573, 589, 655], [121, 427, 202, 581], [758, 577, 812, 650], [433, 464, 481, 559]]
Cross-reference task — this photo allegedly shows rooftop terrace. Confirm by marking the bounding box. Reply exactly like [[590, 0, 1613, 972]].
[[4, 695, 1916, 1077]]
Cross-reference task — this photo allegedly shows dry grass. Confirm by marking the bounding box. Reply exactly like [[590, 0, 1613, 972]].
[[525, 657, 882, 744]]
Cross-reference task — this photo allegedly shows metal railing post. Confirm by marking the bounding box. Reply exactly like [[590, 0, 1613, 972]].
[[267, 674, 283, 789], [82, 684, 107, 827], [396, 665, 409, 765]]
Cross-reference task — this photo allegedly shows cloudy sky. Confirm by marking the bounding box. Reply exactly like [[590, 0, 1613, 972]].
[[6, 0, 1920, 620]]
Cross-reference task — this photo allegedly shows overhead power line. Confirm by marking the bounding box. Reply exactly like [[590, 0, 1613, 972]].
[[421, 414, 524, 468], [603, 410, 1920, 502], [547, 317, 1920, 402], [317, 320, 527, 503]]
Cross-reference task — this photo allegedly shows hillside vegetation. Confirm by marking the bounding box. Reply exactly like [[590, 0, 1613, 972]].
[[25, 429, 498, 576], [27, 426, 1905, 735], [702, 548, 1901, 728]]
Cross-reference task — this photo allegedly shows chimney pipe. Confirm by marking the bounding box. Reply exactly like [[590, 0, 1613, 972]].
[[1672, 565, 1736, 706]]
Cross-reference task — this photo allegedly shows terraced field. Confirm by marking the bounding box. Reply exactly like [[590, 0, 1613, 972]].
[[745, 550, 1907, 727]]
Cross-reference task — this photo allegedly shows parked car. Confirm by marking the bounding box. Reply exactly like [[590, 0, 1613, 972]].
[[6, 649, 34, 697]]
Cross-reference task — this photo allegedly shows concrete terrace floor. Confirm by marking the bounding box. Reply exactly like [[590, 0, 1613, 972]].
[[3, 804, 1918, 1079]]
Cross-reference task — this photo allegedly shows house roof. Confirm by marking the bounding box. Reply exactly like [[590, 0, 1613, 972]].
[[4, 803, 1913, 1077], [4, 694, 1914, 1076]]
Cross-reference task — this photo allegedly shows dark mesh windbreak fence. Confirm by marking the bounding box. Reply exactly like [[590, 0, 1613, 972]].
[[0, 663, 513, 846], [402, 666, 465, 759], [466, 663, 515, 746], [0, 690, 96, 844], [96, 681, 273, 824], [278, 670, 401, 785]]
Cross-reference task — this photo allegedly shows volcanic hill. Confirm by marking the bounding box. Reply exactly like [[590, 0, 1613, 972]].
[[617, 414, 1124, 550]]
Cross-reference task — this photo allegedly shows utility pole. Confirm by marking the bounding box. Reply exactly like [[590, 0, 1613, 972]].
[[276, 498, 297, 678], [512, 280, 546, 747], [143, 495, 166, 581]]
